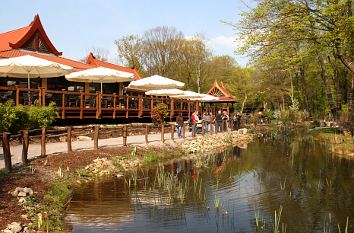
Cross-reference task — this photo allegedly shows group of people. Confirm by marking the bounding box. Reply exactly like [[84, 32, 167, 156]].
[[175, 110, 243, 139]]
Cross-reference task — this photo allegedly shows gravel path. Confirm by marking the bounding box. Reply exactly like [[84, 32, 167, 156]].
[[0, 131, 196, 169]]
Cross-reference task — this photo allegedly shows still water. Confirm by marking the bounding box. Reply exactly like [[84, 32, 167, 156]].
[[66, 132, 354, 232]]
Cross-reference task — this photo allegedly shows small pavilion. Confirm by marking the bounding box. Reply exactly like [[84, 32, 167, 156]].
[[202, 80, 237, 115]]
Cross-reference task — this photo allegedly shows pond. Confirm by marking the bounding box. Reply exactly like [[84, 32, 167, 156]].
[[65, 131, 354, 232]]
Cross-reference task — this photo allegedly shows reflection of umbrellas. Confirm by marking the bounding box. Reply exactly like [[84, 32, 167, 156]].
[[0, 55, 73, 89], [128, 75, 184, 91], [65, 67, 134, 93], [145, 89, 185, 97], [170, 90, 204, 99]]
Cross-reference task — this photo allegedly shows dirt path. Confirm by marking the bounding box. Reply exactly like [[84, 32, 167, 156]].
[[0, 131, 195, 169]]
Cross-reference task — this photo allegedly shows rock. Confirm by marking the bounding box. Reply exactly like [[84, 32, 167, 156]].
[[23, 187, 33, 196], [7, 222, 22, 233], [18, 197, 26, 204], [21, 214, 28, 220], [76, 136, 91, 141], [59, 136, 66, 142], [17, 191, 27, 197], [22, 227, 30, 233], [238, 128, 248, 134], [2, 230, 12, 233], [11, 190, 19, 197]]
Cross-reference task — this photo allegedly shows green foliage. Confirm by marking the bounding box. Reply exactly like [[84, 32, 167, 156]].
[[143, 152, 159, 164], [151, 103, 169, 124], [0, 100, 28, 133], [25, 178, 73, 232], [0, 100, 57, 133], [28, 102, 57, 129]]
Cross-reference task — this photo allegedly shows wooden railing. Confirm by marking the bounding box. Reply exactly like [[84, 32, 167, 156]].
[[0, 86, 198, 119], [1, 118, 240, 171]]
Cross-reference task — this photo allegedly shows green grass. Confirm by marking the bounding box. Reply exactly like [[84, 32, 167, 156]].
[[143, 152, 159, 164], [25, 176, 83, 232]]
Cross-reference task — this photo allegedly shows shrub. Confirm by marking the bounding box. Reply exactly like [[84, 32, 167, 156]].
[[28, 102, 58, 129], [151, 103, 168, 124], [0, 100, 58, 133], [0, 100, 29, 133]]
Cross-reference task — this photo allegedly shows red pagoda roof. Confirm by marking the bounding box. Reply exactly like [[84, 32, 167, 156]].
[[86, 52, 141, 80], [0, 15, 142, 74], [0, 15, 62, 56], [207, 80, 236, 103]]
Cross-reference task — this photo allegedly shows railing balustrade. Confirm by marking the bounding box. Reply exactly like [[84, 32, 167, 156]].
[[0, 86, 199, 119]]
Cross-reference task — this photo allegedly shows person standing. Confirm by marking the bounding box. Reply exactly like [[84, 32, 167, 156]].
[[203, 111, 210, 133], [216, 110, 222, 132], [236, 112, 242, 130], [176, 114, 184, 139], [222, 111, 229, 131]]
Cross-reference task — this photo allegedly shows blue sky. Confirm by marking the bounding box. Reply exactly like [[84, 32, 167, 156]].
[[0, 0, 249, 66]]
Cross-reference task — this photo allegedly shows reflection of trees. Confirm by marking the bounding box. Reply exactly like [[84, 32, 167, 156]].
[[67, 137, 354, 232], [247, 137, 354, 232]]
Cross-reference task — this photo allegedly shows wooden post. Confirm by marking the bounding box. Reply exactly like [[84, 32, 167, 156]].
[[41, 128, 46, 157], [80, 91, 83, 119], [41, 88, 46, 106], [2, 132, 12, 171], [161, 123, 165, 143], [230, 119, 234, 131], [192, 121, 196, 137], [61, 92, 65, 119], [16, 87, 20, 106], [125, 95, 129, 118], [93, 125, 99, 149], [171, 124, 175, 140], [145, 124, 149, 144], [38, 88, 42, 106], [96, 92, 100, 119], [215, 120, 218, 133], [138, 95, 143, 118], [221, 120, 225, 132], [67, 126, 72, 152], [22, 130, 29, 164], [170, 98, 174, 119], [202, 120, 205, 136], [182, 123, 186, 139], [210, 118, 213, 134], [113, 93, 117, 119], [122, 125, 127, 146]]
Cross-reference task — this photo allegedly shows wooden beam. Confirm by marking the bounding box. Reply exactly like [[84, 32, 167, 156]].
[[67, 126, 72, 152], [22, 130, 29, 164], [2, 132, 12, 171], [41, 128, 46, 157]]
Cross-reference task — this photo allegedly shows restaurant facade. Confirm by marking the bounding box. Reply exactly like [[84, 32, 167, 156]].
[[0, 15, 235, 122]]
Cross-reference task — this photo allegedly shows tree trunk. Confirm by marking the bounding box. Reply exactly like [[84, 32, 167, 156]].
[[318, 56, 337, 116], [240, 94, 247, 114], [299, 65, 309, 111]]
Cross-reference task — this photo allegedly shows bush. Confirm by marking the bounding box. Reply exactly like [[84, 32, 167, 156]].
[[28, 102, 57, 129], [151, 103, 168, 124], [0, 100, 57, 133], [0, 100, 29, 133]]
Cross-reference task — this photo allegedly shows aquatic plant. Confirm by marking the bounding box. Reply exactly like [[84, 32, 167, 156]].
[[273, 205, 285, 233]]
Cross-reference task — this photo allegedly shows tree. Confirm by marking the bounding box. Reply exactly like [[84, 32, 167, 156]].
[[233, 0, 354, 119]]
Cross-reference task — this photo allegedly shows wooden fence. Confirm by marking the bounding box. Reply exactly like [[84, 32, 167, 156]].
[[1, 118, 238, 171]]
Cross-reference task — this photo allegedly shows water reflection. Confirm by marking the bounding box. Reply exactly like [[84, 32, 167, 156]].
[[66, 133, 354, 233]]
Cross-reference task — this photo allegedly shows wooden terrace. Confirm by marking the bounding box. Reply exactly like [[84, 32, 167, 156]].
[[0, 86, 199, 120]]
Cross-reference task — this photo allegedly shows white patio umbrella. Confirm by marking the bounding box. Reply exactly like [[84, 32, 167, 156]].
[[145, 88, 185, 97], [65, 66, 134, 93], [190, 94, 220, 101], [170, 90, 205, 99], [128, 74, 184, 91], [0, 55, 73, 89]]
